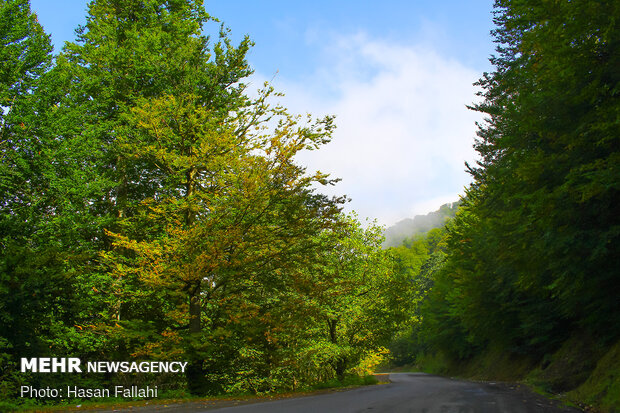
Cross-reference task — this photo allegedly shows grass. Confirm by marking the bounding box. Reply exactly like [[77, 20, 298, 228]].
[[311, 374, 378, 390], [413, 345, 535, 381], [567, 340, 620, 413]]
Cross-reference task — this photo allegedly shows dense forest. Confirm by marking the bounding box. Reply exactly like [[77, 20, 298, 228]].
[[0, 0, 416, 409], [1, 0, 619, 411], [387, 1, 620, 411]]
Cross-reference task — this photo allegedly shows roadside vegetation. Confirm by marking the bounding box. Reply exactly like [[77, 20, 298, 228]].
[[384, 1, 620, 412], [1, 0, 413, 411], [2, 0, 617, 412]]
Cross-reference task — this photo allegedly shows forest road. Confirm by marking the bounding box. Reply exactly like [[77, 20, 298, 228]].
[[95, 373, 583, 413]]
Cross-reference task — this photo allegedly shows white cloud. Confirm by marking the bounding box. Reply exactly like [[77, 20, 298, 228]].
[[252, 32, 482, 226]]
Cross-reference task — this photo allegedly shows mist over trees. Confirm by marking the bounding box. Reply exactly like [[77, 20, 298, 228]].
[[382, 202, 458, 248]]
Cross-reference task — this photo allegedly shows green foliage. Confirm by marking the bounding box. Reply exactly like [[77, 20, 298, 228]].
[[0, 0, 92, 399], [403, 1, 620, 411], [0, 0, 51, 118], [466, 0, 620, 343], [416, 0, 620, 358], [312, 374, 378, 390], [1, 0, 411, 405], [386, 223, 451, 366]]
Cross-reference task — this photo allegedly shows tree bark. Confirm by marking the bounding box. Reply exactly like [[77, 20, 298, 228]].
[[186, 281, 207, 395], [328, 317, 347, 381]]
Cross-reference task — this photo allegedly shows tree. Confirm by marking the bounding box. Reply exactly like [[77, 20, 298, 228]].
[[298, 214, 416, 381], [387, 226, 449, 366], [102, 89, 342, 393], [0, 0, 62, 401], [418, 0, 620, 364], [0, 0, 53, 242], [32, 0, 256, 392], [471, 0, 619, 341]]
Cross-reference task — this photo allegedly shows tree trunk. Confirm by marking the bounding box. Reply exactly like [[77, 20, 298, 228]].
[[184, 166, 208, 394], [115, 155, 127, 219], [335, 358, 346, 382], [186, 281, 207, 395], [327, 317, 347, 381]]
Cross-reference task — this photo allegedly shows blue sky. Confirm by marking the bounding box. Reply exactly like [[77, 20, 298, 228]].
[[30, 0, 496, 226]]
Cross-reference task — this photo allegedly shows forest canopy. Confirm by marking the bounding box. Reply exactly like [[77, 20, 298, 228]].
[[0, 0, 414, 406], [388, 3, 620, 409], [1, 0, 619, 411]]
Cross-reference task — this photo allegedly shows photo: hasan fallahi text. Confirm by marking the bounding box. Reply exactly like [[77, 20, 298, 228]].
[[21, 385, 158, 399]]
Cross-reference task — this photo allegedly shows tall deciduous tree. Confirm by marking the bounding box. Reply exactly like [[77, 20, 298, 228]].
[[0, 0, 52, 242], [102, 88, 342, 393], [36, 0, 256, 373], [0, 0, 59, 398], [300, 214, 415, 381]]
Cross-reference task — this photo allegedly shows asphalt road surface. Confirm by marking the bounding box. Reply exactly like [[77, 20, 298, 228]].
[[95, 373, 582, 413], [202, 373, 579, 413]]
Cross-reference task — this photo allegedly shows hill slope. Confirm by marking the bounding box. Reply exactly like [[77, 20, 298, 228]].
[[383, 202, 459, 247]]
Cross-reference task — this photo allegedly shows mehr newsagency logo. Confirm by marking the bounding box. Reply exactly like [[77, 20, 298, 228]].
[[19, 357, 188, 399]]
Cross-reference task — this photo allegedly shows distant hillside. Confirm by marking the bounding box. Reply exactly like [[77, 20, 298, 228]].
[[383, 202, 459, 247]]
